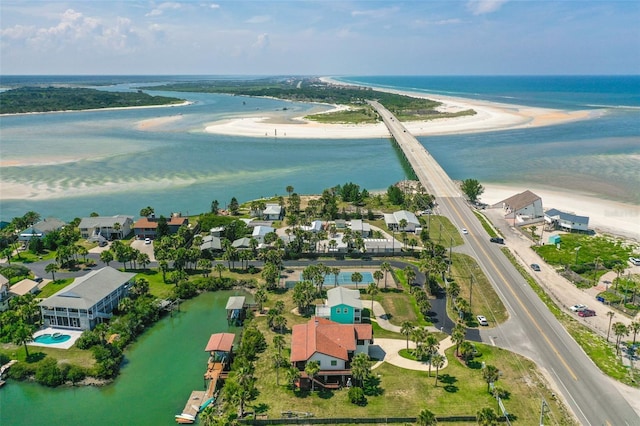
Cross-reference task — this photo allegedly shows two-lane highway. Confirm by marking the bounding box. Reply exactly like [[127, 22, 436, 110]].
[[369, 100, 639, 425]]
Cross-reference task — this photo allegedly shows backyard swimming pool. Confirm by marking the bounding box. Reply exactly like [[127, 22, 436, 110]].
[[33, 333, 72, 344]]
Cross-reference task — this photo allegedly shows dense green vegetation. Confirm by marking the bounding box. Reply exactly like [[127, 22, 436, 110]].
[[144, 77, 476, 124], [0, 87, 184, 114]]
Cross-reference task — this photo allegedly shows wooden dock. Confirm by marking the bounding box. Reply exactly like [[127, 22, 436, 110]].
[[0, 360, 17, 388], [176, 390, 205, 423]]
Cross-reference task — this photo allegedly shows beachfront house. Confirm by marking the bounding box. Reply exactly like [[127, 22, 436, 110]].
[[384, 210, 420, 232], [252, 225, 274, 243], [545, 208, 589, 233], [290, 317, 373, 390], [79, 215, 134, 242], [496, 190, 543, 222], [263, 203, 284, 221], [39, 266, 135, 330], [18, 217, 66, 242], [316, 287, 363, 324], [302, 220, 324, 233], [133, 214, 188, 240]]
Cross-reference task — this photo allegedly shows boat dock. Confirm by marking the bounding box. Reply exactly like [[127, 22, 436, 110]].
[[0, 360, 18, 387], [176, 390, 206, 423]]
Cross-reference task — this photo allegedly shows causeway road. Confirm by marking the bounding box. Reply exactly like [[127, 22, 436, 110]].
[[369, 100, 639, 425]]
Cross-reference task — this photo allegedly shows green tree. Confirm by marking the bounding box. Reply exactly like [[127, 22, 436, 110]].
[[228, 197, 240, 215], [367, 282, 378, 313], [432, 353, 446, 386], [351, 271, 363, 289], [139, 206, 154, 217], [612, 322, 629, 355], [210, 199, 219, 215], [460, 179, 485, 202], [373, 270, 383, 288], [452, 323, 466, 357], [476, 407, 498, 426], [286, 366, 301, 391], [12, 321, 35, 358], [482, 365, 500, 392], [45, 262, 59, 281], [417, 408, 438, 426], [100, 250, 113, 266], [404, 265, 416, 286], [35, 357, 64, 387], [272, 335, 285, 386], [350, 352, 371, 387], [214, 263, 226, 279], [401, 321, 414, 350], [305, 360, 320, 391]]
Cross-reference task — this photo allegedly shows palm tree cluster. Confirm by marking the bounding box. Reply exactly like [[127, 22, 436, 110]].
[[101, 240, 150, 271]]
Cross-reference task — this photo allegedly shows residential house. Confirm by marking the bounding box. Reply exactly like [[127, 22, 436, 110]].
[[363, 238, 401, 253], [18, 217, 66, 242], [10, 279, 40, 297], [232, 237, 252, 249], [316, 287, 362, 324], [384, 210, 420, 232], [79, 215, 134, 241], [497, 190, 543, 221], [302, 220, 324, 233], [290, 317, 373, 389], [39, 266, 135, 330], [200, 235, 222, 253], [133, 214, 188, 240], [349, 219, 371, 237], [545, 208, 589, 233], [263, 203, 284, 221], [252, 225, 275, 243]]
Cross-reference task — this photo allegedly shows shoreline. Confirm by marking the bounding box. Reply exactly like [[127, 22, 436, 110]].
[[0, 100, 192, 117], [202, 77, 596, 139]]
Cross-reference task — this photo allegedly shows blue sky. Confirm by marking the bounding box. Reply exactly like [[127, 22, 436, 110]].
[[1, 0, 638, 75]]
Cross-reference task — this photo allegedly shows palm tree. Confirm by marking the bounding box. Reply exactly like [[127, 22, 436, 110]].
[[606, 311, 615, 341], [367, 282, 378, 314], [12, 321, 35, 359], [401, 321, 414, 350], [613, 263, 626, 291], [351, 272, 363, 289], [593, 256, 603, 285], [286, 366, 300, 391], [425, 333, 439, 377], [286, 185, 294, 197], [373, 270, 383, 288], [417, 408, 438, 426], [432, 353, 446, 386], [404, 265, 416, 286], [613, 322, 629, 355], [45, 262, 59, 281], [305, 360, 320, 391], [159, 260, 169, 283], [350, 352, 371, 387], [380, 261, 391, 289], [100, 249, 113, 266], [273, 335, 285, 385], [630, 321, 640, 346], [254, 286, 267, 312], [452, 323, 466, 357], [214, 263, 226, 279], [482, 365, 500, 392], [476, 407, 498, 426]]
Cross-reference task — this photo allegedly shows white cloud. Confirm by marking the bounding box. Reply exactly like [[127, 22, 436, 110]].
[[467, 0, 508, 15], [413, 18, 463, 26], [351, 7, 398, 19], [146, 2, 182, 17], [246, 15, 270, 24], [253, 33, 270, 50]]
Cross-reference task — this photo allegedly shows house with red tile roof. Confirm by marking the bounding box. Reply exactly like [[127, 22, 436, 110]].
[[133, 214, 188, 239], [290, 317, 373, 389]]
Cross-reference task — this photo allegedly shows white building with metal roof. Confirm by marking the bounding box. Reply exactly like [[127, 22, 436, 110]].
[[39, 266, 135, 330]]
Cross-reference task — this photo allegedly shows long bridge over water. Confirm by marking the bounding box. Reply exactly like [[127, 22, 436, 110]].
[[369, 100, 638, 426]]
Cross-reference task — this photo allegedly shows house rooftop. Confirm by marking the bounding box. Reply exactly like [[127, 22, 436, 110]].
[[38, 267, 135, 310], [545, 208, 589, 225], [327, 287, 362, 309], [10, 279, 39, 296], [204, 332, 235, 352], [290, 317, 372, 362], [499, 190, 541, 211]]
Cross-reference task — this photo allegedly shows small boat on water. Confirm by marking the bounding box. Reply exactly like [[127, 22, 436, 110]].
[[175, 417, 194, 424], [175, 413, 195, 421]]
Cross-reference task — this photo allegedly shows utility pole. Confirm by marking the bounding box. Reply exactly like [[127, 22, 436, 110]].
[[469, 275, 474, 310], [448, 237, 453, 276]]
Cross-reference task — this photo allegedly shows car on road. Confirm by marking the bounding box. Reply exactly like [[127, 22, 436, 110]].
[[578, 309, 596, 317], [490, 237, 504, 244], [144, 238, 151, 245], [530, 263, 541, 271], [34, 276, 44, 283], [462, 228, 468, 235], [477, 315, 489, 326], [629, 257, 640, 266], [570, 304, 588, 312]]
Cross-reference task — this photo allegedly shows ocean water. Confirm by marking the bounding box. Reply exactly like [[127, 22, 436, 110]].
[[1, 75, 639, 222]]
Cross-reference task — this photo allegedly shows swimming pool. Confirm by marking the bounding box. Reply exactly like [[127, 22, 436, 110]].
[[298, 271, 375, 286], [34, 333, 72, 344]]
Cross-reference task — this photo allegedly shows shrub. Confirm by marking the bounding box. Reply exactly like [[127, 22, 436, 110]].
[[35, 357, 64, 387], [76, 330, 101, 349], [65, 364, 87, 384], [7, 362, 34, 380], [348, 386, 367, 406], [0, 353, 10, 365]]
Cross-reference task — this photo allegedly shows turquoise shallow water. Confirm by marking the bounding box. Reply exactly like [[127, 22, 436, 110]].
[[1, 75, 638, 219], [0, 291, 246, 426]]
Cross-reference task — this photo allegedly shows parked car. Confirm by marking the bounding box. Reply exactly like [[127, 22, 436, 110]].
[[144, 238, 151, 245], [490, 237, 504, 244], [34, 276, 44, 283], [477, 315, 489, 326], [530, 263, 541, 271], [629, 257, 640, 266], [570, 304, 588, 312], [578, 309, 596, 317]]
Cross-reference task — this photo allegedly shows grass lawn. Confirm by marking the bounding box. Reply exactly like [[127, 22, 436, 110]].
[[0, 343, 96, 370], [37, 278, 74, 298], [11, 250, 56, 264], [249, 324, 575, 425], [390, 269, 429, 326], [423, 215, 464, 248], [473, 211, 499, 238], [501, 248, 638, 387], [448, 253, 509, 326], [533, 234, 633, 269]]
